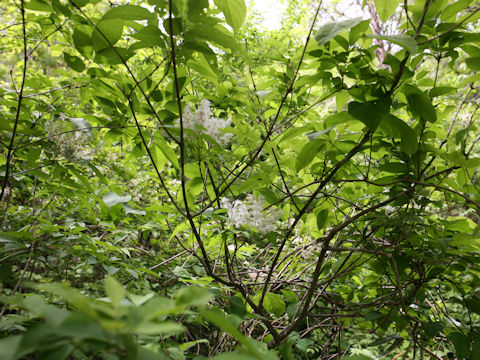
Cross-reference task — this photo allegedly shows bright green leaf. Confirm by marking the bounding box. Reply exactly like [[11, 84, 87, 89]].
[[464, 158, 480, 168], [135, 321, 184, 335], [156, 140, 179, 169], [374, 0, 401, 22], [92, 19, 123, 52], [103, 5, 153, 20], [263, 292, 286, 318], [295, 139, 324, 172], [214, 0, 246, 33], [315, 17, 363, 46], [105, 276, 125, 308]]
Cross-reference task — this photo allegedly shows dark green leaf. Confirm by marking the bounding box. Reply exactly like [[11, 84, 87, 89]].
[[380, 115, 418, 155], [449, 332, 471, 359], [422, 321, 443, 338], [429, 86, 456, 97], [63, 53, 85, 72], [226, 296, 247, 318], [348, 97, 391, 130], [316, 209, 329, 230], [364, 311, 382, 321], [94, 47, 134, 65], [466, 57, 480, 71], [403, 86, 437, 123], [368, 335, 402, 347]]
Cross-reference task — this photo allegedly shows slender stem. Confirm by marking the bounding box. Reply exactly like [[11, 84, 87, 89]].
[[1, 0, 28, 213]]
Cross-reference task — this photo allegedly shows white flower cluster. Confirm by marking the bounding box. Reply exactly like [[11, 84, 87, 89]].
[[45, 114, 95, 161], [183, 99, 233, 145], [220, 194, 282, 234]]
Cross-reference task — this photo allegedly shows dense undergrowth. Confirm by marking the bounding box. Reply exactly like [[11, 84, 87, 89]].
[[1, 0, 480, 359]]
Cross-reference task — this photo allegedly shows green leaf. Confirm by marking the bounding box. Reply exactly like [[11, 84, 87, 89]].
[[131, 25, 165, 48], [379, 162, 409, 173], [449, 332, 471, 359], [92, 19, 123, 52], [368, 335, 402, 347], [306, 126, 335, 140], [374, 0, 401, 22], [135, 321, 184, 335], [315, 17, 363, 46], [103, 192, 132, 207], [441, 0, 471, 21], [422, 321, 443, 338], [57, 313, 105, 340], [0, 335, 21, 360], [186, 25, 237, 51], [211, 353, 257, 360], [69, 0, 89, 7], [226, 296, 247, 318], [403, 86, 437, 123], [72, 29, 93, 58], [464, 158, 480, 168], [466, 57, 480, 71], [105, 276, 125, 308], [348, 97, 391, 130], [380, 115, 418, 155], [103, 5, 153, 20], [187, 54, 219, 83], [262, 292, 286, 317], [367, 35, 417, 54], [156, 140, 179, 169], [364, 311, 382, 321], [94, 47, 134, 65], [175, 286, 213, 307], [52, 0, 72, 16], [63, 53, 85, 72], [429, 86, 456, 97], [25, 0, 52, 11], [316, 209, 329, 230], [342, 355, 374, 360], [214, 0, 246, 33], [295, 139, 324, 172], [406, 93, 436, 123], [200, 309, 278, 360], [137, 347, 170, 360]]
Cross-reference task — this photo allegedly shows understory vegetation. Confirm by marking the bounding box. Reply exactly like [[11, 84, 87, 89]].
[[1, 0, 480, 358]]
